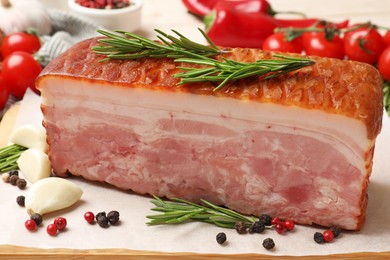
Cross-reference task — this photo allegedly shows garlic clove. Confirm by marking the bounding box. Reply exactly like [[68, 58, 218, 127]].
[[9, 124, 48, 153], [17, 148, 51, 183], [25, 177, 83, 216]]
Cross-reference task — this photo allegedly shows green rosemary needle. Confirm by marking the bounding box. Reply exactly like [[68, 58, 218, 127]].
[[0, 144, 27, 173], [93, 28, 315, 91], [147, 195, 257, 228]]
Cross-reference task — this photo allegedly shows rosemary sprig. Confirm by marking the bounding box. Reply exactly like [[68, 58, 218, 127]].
[[93, 29, 315, 91], [175, 54, 314, 91], [93, 28, 224, 60], [147, 195, 257, 228], [0, 144, 27, 173]]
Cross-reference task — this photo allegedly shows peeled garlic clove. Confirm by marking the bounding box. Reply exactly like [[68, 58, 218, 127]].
[[17, 148, 51, 183], [25, 177, 83, 216], [9, 124, 48, 153]]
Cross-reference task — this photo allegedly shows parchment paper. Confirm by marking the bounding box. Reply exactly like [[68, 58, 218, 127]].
[[1, 89, 389, 256]]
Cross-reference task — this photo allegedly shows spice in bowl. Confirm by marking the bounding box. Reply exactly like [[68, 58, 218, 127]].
[[68, 0, 143, 32], [75, 0, 131, 9]]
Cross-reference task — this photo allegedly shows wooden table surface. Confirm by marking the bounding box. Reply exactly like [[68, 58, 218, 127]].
[[1, 0, 390, 258]]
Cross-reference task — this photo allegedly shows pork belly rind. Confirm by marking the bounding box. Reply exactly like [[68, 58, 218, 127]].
[[36, 38, 383, 230]]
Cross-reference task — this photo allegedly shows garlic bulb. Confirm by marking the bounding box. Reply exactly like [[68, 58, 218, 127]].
[[0, 0, 52, 36]]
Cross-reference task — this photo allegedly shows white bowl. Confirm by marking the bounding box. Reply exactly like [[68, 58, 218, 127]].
[[68, 0, 143, 32], [37, 0, 70, 11]]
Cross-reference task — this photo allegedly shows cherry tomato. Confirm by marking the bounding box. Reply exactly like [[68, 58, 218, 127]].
[[302, 32, 344, 59], [343, 26, 385, 64], [378, 46, 390, 82], [0, 75, 9, 110], [1, 32, 41, 58], [1, 51, 42, 98], [262, 32, 303, 53], [384, 31, 390, 46]]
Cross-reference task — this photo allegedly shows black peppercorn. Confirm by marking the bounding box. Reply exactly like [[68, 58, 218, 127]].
[[235, 221, 247, 234], [107, 210, 120, 225], [314, 232, 325, 244], [262, 238, 275, 249], [216, 232, 227, 245], [16, 195, 25, 207], [9, 175, 19, 185], [249, 221, 265, 234], [16, 178, 27, 190], [96, 212, 109, 228], [95, 211, 106, 221], [9, 170, 19, 177], [329, 226, 341, 238], [31, 213, 43, 226], [259, 214, 272, 226]]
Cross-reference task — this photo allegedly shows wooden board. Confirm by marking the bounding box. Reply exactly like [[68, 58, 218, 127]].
[[0, 104, 19, 147], [2, 0, 390, 258], [0, 244, 389, 259]]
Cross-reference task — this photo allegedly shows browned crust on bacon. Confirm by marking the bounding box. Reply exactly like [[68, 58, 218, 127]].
[[36, 37, 383, 139]]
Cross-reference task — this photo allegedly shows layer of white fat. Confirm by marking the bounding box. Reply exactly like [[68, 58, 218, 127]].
[[40, 78, 370, 176]]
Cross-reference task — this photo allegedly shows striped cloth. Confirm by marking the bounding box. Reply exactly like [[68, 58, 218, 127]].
[[37, 9, 103, 66], [1, 9, 102, 118]]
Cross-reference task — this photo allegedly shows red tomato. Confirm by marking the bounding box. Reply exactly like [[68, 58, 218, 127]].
[[262, 32, 303, 54], [343, 26, 385, 64], [1, 32, 41, 58], [0, 75, 9, 110], [1, 51, 42, 98], [384, 31, 390, 46], [378, 46, 390, 82], [302, 32, 344, 59]]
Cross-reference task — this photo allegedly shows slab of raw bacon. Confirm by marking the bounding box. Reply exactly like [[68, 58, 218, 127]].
[[36, 38, 383, 230]]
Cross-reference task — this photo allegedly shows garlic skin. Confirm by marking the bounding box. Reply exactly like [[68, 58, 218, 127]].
[[0, 0, 52, 36], [25, 177, 83, 216], [17, 148, 51, 183], [9, 124, 48, 153]]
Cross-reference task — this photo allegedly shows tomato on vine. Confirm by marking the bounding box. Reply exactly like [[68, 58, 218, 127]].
[[378, 46, 390, 82], [1, 32, 41, 58], [383, 31, 390, 46], [1, 51, 42, 98], [302, 32, 344, 59], [262, 32, 303, 53], [343, 26, 385, 64]]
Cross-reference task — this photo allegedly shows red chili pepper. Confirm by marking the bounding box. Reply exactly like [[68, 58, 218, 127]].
[[181, 0, 219, 17], [275, 18, 319, 28], [182, 0, 280, 18], [275, 19, 349, 30], [207, 12, 279, 48], [205, 0, 349, 48]]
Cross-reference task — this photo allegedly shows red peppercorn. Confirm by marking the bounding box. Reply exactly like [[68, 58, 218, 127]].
[[75, 0, 130, 9], [284, 219, 295, 231], [84, 211, 95, 224], [271, 217, 280, 225], [323, 230, 334, 242], [54, 217, 67, 230], [275, 222, 285, 234], [25, 219, 37, 231], [46, 223, 58, 236]]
